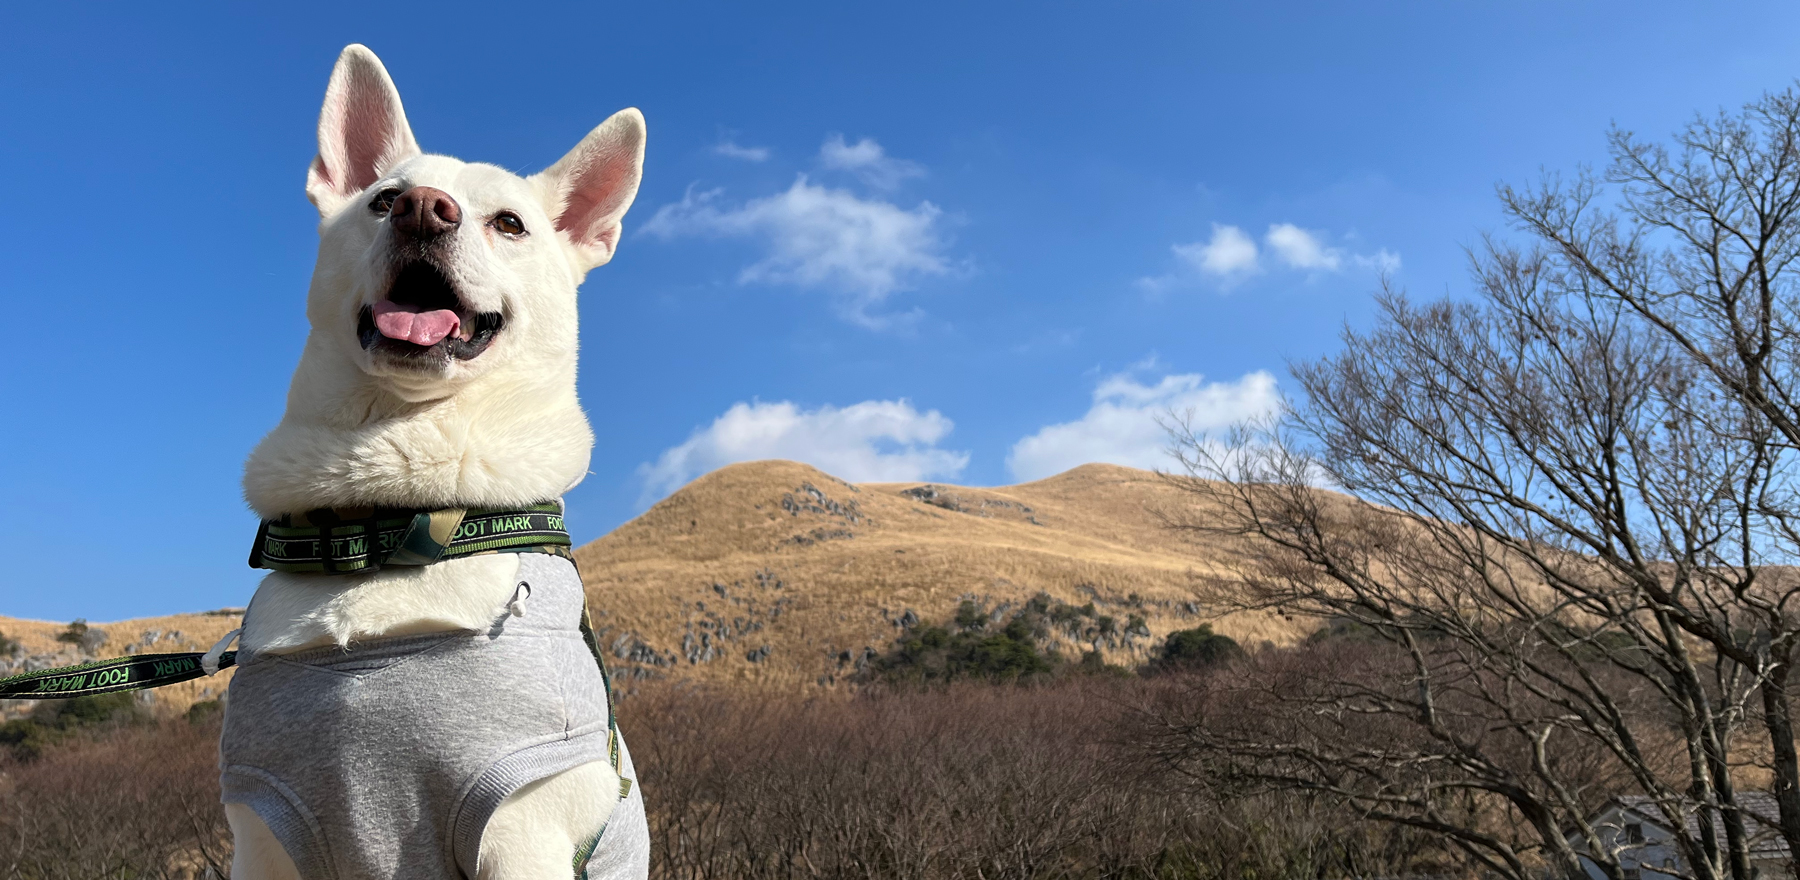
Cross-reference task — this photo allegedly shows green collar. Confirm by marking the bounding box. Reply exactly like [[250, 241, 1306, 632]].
[[248, 501, 572, 574]]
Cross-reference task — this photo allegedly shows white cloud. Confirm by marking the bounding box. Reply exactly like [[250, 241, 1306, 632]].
[[1006, 369, 1280, 481], [1172, 224, 1260, 278], [641, 177, 951, 327], [819, 134, 926, 190], [1265, 223, 1341, 271], [1150, 222, 1400, 289], [712, 139, 770, 161], [1353, 248, 1402, 274], [638, 399, 969, 504]]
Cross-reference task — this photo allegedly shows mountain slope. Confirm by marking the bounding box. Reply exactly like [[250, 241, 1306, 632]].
[[576, 460, 1292, 689]]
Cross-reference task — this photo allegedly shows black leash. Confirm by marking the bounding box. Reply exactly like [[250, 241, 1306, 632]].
[[0, 651, 237, 700]]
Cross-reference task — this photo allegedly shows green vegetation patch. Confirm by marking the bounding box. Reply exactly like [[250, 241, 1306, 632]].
[[867, 593, 1134, 684], [0, 691, 142, 761], [1143, 624, 1242, 675]]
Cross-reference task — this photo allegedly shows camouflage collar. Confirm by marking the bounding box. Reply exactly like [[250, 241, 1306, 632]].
[[248, 502, 572, 574]]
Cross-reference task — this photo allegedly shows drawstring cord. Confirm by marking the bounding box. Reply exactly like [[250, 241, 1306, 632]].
[[203, 628, 242, 676], [508, 581, 532, 618]]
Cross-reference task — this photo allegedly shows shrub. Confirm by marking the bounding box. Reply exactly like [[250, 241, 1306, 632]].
[[0, 692, 142, 760], [867, 621, 1055, 684], [1075, 649, 1133, 678], [54, 618, 88, 644], [1144, 624, 1242, 675], [49, 617, 108, 653], [868, 594, 1163, 684], [185, 698, 224, 724]]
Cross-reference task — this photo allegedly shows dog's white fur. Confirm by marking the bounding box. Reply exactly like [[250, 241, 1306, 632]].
[[227, 44, 645, 879]]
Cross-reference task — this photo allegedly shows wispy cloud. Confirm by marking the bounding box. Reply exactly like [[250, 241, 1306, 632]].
[[818, 134, 926, 190], [1006, 368, 1280, 481], [638, 398, 969, 504], [712, 139, 770, 162], [1144, 222, 1399, 290], [642, 173, 953, 328], [1353, 249, 1402, 273]]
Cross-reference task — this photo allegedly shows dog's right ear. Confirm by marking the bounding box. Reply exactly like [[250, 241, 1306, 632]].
[[305, 45, 421, 217], [532, 109, 646, 273]]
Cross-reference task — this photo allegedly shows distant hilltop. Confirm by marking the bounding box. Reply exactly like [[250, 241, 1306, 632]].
[[2, 461, 1303, 712], [575, 460, 1298, 689]]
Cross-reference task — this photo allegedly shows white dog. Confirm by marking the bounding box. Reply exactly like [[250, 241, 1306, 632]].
[[223, 44, 649, 879]]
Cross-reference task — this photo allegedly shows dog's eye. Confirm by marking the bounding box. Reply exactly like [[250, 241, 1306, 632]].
[[492, 213, 527, 237], [369, 188, 402, 215]]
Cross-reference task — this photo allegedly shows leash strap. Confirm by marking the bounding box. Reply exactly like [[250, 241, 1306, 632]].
[[248, 502, 571, 574], [576, 602, 632, 800], [0, 651, 237, 699]]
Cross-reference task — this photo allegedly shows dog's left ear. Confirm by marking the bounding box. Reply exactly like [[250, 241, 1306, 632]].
[[532, 108, 646, 273], [306, 45, 421, 217]]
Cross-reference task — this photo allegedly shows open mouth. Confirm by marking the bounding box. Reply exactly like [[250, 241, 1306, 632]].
[[357, 262, 504, 362]]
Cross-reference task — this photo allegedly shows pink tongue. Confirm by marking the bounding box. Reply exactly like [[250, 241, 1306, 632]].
[[372, 301, 460, 346]]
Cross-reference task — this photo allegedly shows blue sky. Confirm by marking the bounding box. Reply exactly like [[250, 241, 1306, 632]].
[[4, 1, 1799, 620]]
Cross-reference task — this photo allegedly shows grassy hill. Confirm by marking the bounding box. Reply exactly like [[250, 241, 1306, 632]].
[[2, 461, 1295, 711], [575, 460, 1294, 689]]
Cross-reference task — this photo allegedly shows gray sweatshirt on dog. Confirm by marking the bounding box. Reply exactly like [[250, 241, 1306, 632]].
[[218, 553, 647, 879]]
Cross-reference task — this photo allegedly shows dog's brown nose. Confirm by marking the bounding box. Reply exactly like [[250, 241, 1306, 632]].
[[389, 186, 462, 238]]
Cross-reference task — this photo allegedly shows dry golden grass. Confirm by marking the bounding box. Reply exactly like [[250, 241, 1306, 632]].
[[1, 461, 1304, 707], [577, 460, 1302, 690]]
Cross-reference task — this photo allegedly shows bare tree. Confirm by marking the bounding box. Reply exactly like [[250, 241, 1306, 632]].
[[1162, 86, 1800, 880], [1506, 88, 1800, 869]]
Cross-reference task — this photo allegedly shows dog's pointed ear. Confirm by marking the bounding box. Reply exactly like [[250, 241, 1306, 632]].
[[305, 45, 421, 217], [532, 108, 646, 272]]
